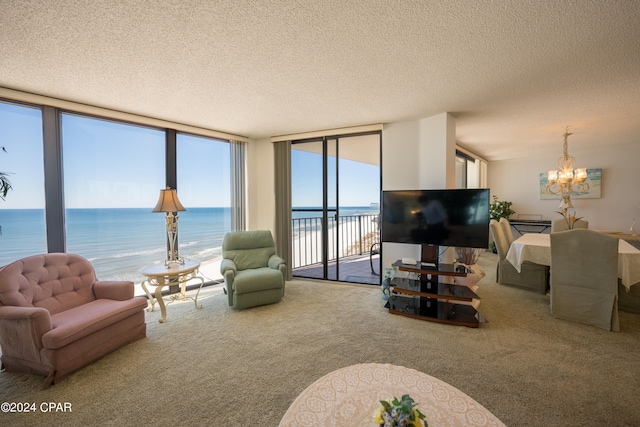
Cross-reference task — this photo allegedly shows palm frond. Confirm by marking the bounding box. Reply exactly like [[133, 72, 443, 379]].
[[0, 171, 12, 200]]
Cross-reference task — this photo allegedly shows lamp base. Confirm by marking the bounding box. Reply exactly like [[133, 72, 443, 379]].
[[164, 257, 186, 268]]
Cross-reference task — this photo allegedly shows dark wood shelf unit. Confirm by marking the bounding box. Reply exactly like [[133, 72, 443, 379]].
[[390, 277, 478, 302], [386, 296, 481, 328], [387, 245, 483, 328], [391, 260, 471, 277]]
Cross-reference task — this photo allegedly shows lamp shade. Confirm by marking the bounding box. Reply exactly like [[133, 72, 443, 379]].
[[152, 187, 186, 212]]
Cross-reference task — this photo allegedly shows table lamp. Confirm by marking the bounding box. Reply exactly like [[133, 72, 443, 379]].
[[153, 186, 186, 266]]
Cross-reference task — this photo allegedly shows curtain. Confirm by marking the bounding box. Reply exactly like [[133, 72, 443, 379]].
[[274, 140, 292, 280], [230, 140, 246, 231]]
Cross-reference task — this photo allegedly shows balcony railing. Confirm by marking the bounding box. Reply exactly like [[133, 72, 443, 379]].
[[292, 213, 379, 269]]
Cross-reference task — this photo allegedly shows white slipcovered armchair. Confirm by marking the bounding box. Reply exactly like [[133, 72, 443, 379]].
[[550, 229, 619, 331]]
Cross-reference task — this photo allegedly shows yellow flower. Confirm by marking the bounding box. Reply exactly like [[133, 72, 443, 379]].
[[411, 409, 424, 427], [372, 406, 384, 424]]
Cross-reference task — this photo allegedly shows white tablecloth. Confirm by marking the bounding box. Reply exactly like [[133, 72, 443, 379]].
[[279, 363, 506, 427], [506, 233, 640, 290]]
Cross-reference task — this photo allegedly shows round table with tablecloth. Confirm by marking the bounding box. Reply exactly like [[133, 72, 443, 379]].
[[279, 363, 506, 427]]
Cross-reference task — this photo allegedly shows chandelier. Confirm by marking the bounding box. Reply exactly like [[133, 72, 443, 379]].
[[546, 128, 588, 209]]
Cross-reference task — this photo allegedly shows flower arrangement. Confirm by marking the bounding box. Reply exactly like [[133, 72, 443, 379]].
[[489, 195, 515, 221], [372, 394, 428, 427], [557, 208, 583, 229]]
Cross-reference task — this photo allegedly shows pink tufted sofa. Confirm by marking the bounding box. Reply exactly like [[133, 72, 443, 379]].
[[0, 253, 147, 388]]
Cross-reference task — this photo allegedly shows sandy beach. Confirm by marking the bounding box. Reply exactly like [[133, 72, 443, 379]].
[[292, 214, 378, 268]]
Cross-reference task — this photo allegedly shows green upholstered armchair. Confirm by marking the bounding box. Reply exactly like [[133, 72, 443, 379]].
[[220, 230, 286, 309]]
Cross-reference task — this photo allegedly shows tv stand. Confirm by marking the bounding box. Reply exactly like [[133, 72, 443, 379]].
[[387, 246, 483, 327], [421, 244, 439, 265]]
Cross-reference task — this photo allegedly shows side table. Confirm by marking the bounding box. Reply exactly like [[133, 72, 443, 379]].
[[140, 259, 205, 323]]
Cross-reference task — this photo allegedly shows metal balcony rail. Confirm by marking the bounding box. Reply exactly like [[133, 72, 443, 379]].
[[292, 212, 379, 269]]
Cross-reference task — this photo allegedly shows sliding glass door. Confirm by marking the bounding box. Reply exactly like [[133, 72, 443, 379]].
[[291, 132, 381, 284], [291, 139, 331, 279]]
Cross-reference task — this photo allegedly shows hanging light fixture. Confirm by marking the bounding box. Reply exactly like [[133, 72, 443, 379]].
[[546, 127, 588, 208]]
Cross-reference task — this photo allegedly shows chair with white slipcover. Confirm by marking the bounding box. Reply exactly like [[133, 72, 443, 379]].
[[550, 229, 619, 331], [499, 217, 515, 246], [490, 219, 549, 294]]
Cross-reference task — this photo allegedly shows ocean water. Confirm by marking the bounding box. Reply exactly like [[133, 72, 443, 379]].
[[0, 208, 231, 283], [0, 206, 378, 282]]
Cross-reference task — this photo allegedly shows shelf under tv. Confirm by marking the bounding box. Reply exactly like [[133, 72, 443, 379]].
[[388, 253, 484, 328], [386, 295, 481, 328]]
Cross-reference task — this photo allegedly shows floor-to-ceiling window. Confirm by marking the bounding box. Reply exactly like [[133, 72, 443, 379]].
[[0, 101, 46, 265], [456, 150, 481, 189], [61, 113, 166, 287], [0, 96, 243, 295], [291, 132, 381, 284], [176, 133, 232, 282]]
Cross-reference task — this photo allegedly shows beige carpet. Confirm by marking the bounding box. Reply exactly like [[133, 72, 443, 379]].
[[1, 252, 640, 426]]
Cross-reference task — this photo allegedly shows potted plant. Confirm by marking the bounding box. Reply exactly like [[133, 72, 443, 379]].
[[489, 195, 515, 252]]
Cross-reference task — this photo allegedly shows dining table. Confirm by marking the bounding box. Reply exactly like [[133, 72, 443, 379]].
[[505, 233, 640, 290]]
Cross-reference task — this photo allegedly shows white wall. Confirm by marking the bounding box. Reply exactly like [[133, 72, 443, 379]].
[[381, 120, 422, 263], [246, 117, 640, 272], [419, 113, 457, 189], [488, 142, 640, 232], [380, 113, 457, 266], [246, 138, 276, 232]]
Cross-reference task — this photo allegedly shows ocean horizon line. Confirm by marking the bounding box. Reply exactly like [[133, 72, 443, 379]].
[[1, 205, 379, 288]]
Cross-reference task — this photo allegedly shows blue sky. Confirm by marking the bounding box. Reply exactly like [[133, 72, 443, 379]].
[[291, 148, 380, 208], [0, 102, 231, 209], [0, 102, 45, 209], [1, 101, 379, 210]]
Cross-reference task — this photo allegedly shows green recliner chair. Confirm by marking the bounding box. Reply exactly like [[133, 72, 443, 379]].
[[220, 230, 287, 309]]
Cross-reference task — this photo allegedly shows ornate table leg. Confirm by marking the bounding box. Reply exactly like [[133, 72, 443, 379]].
[[180, 280, 188, 301], [141, 279, 156, 312], [193, 275, 205, 310], [155, 283, 168, 323], [140, 261, 204, 322]]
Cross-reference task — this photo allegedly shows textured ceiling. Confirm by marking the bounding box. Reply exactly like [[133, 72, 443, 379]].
[[1, 0, 639, 160]]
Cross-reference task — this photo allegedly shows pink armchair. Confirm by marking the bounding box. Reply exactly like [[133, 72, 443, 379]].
[[0, 253, 147, 388]]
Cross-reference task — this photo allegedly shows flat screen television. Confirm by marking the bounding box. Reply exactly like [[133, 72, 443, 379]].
[[381, 189, 490, 249]]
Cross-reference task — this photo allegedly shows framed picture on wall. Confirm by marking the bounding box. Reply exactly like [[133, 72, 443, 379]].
[[539, 168, 602, 200]]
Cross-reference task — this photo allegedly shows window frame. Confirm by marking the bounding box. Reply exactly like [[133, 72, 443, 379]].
[[0, 96, 244, 287]]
